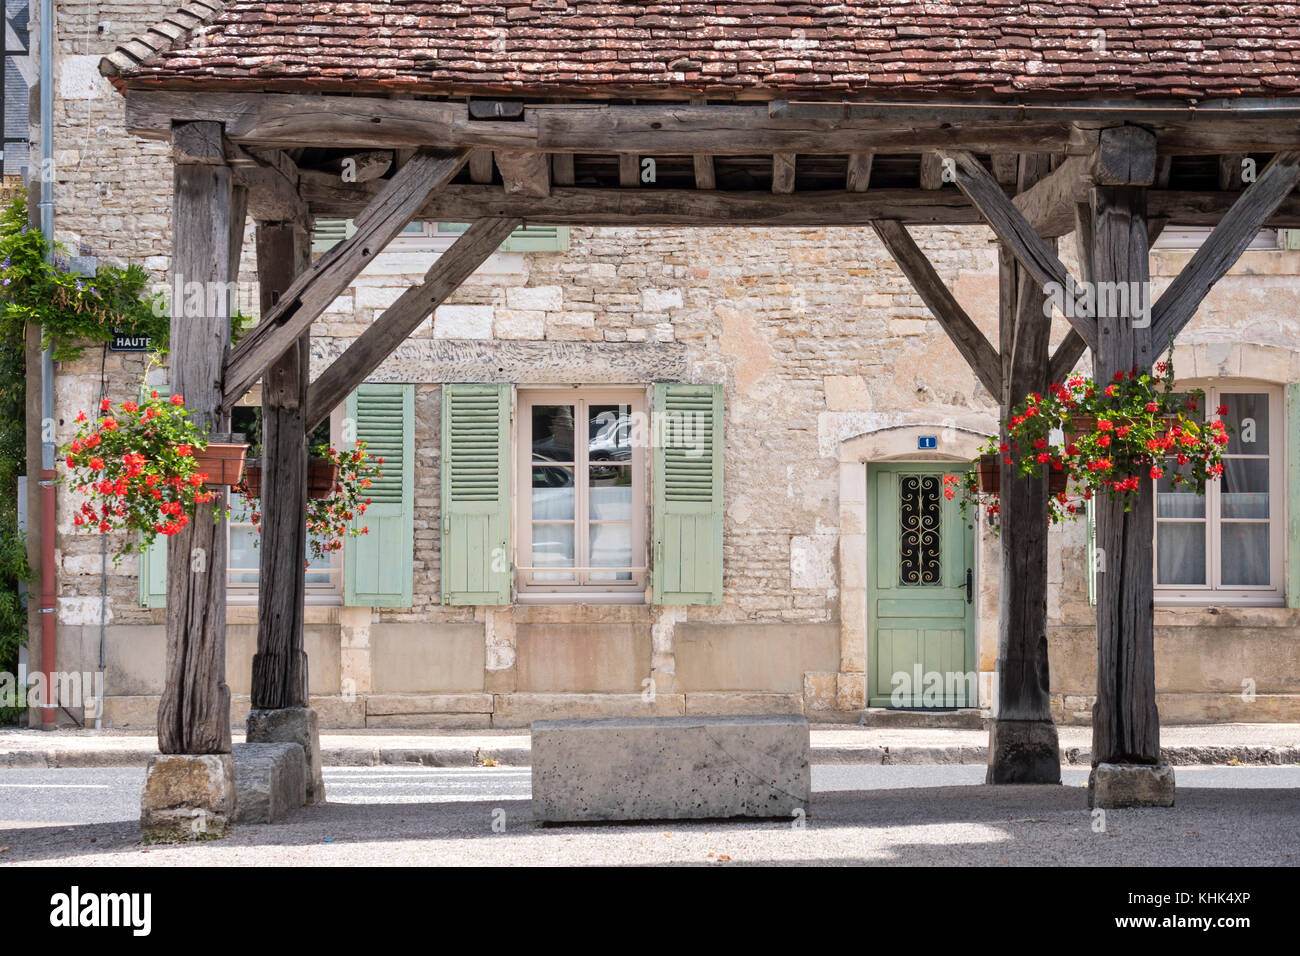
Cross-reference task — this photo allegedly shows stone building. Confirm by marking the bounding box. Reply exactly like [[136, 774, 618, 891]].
[[29, 1, 1300, 729]]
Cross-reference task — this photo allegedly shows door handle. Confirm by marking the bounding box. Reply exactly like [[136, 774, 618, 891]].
[[965, 568, 973, 604]]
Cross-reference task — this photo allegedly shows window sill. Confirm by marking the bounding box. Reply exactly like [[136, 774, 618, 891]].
[[1154, 604, 1300, 628], [515, 592, 648, 606]]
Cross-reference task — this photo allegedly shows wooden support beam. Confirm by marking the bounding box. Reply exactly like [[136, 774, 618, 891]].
[[223, 149, 468, 408], [772, 153, 796, 194], [939, 148, 1097, 351], [496, 151, 550, 197], [619, 153, 640, 187], [1012, 155, 1089, 238], [158, 121, 236, 755], [468, 150, 495, 184], [1084, 126, 1162, 774], [919, 153, 945, 190], [1218, 153, 1246, 191], [694, 154, 716, 190], [846, 152, 872, 192], [869, 220, 1001, 396], [124, 91, 1085, 155], [231, 146, 309, 224], [551, 153, 575, 187], [1151, 151, 1300, 345], [305, 218, 522, 430], [987, 152, 1062, 784], [250, 222, 312, 712], [992, 154, 1019, 187]]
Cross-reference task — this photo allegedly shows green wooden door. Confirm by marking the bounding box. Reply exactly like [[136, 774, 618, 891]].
[[868, 463, 975, 708]]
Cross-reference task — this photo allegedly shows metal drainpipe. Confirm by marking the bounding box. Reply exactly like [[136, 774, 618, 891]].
[[38, 0, 56, 729]]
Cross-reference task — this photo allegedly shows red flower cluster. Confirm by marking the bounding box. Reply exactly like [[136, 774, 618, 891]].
[[59, 392, 217, 559]]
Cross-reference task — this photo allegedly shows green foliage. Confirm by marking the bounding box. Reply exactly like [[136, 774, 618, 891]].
[[0, 195, 168, 360]]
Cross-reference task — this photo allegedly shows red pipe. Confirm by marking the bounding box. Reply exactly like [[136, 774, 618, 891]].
[[39, 468, 55, 728]]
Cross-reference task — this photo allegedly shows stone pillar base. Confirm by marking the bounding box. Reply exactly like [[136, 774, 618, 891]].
[[1088, 762, 1176, 808], [233, 742, 308, 824], [140, 753, 236, 841], [986, 718, 1061, 784], [247, 706, 326, 804]]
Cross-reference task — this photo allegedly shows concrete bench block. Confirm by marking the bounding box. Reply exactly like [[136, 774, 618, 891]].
[[233, 742, 307, 824], [531, 714, 810, 823]]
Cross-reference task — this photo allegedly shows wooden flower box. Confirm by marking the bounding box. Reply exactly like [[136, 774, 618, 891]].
[[192, 434, 248, 487], [240, 458, 339, 500]]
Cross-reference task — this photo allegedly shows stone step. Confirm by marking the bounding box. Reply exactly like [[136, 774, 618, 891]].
[[858, 708, 988, 730]]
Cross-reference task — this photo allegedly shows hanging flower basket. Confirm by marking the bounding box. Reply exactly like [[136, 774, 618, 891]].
[[241, 457, 339, 500], [192, 434, 248, 487]]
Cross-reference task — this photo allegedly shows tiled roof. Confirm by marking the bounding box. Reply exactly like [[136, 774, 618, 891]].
[[102, 1, 1300, 101]]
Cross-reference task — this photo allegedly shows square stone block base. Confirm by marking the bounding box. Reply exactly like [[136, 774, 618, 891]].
[[233, 742, 307, 824], [986, 719, 1061, 784], [1089, 762, 1176, 808], [140, 753, 236, 841], [247, 706, 325, 804], [532, 714, 811, 824]]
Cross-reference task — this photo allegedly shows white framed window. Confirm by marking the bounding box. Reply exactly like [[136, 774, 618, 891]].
[[1153, 227, 1283, 250], [1154, 382, 1285, 606], [515, 387, 648, 602], [227, 406, 343, 602]]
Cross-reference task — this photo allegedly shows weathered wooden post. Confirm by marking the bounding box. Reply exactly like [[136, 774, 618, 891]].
[[986, 154, 1063, 784], [246, 219, 325, 803], [1085, 126, 1173, 808], [141, 120, 243, 839]]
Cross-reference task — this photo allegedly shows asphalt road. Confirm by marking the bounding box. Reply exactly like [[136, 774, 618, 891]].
[[2, 765, 1298, 865]]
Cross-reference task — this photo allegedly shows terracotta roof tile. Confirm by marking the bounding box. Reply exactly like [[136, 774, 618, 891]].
[[102, 1, 1300, 101]]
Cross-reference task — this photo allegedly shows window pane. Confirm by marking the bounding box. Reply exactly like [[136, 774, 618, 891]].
[[1222, 523, 1270, 586], [589, 404, 633, 462], [230, 525, 260, 585], [1222, 458, 1270, 519], [532, 467, 574, 520], [531, 523, 574, 582], [1157, 522, 1206, 585], [532, 405, 575, 462], [590, 523, 633, 581], [589, 465, 631, 520], [899, 474, 942, 586], [1156, 471, 1205, 519], [1222, 393, 1269, 454]]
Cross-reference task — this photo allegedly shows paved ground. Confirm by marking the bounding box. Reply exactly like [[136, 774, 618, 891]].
[[4, 723, 1299, 767], [2, 764, 1298, 866]]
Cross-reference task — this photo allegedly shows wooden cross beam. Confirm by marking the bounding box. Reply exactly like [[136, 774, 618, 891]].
[[1011, 154, 1091, 239], [223, 149, 469, 408], [304, 218, 523, 430], [1150, 150, 1300, 346], [869, 220, 1002, 397], [938, 148, 1099, 352]]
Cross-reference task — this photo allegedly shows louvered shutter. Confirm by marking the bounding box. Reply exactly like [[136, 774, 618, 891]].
[[652, 383, 724, 605], [438, 222, 569, 252], [138, 383, 169, 607], [441, 383, 512, 605], [1086, 497, 1097, 607], [312, 218, 356, 255], [344, 384, 414, 607], [1288, 384, 1300, 608]]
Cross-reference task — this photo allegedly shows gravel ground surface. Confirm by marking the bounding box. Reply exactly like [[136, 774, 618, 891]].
[[3, 765, 1297, 866]]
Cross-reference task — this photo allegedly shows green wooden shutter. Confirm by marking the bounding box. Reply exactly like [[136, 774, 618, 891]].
[[1288, 383, 1300, 608], [138, 382, 168, 607], [441, 384, 512, 605], [344, 384, 415, 607], [438, 222, 569, 252], [1086, 497, 1097, 607], [139, 534, 168, 608], [312, 218, 356, 254], [653, 383, 724, 605]]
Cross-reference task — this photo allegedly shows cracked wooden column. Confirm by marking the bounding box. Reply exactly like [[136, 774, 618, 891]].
[[1085, 126, 1172, 808], [246, 218, 326, 805], [986, 154, 1062, 784], [142, 120, 241, 839]]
